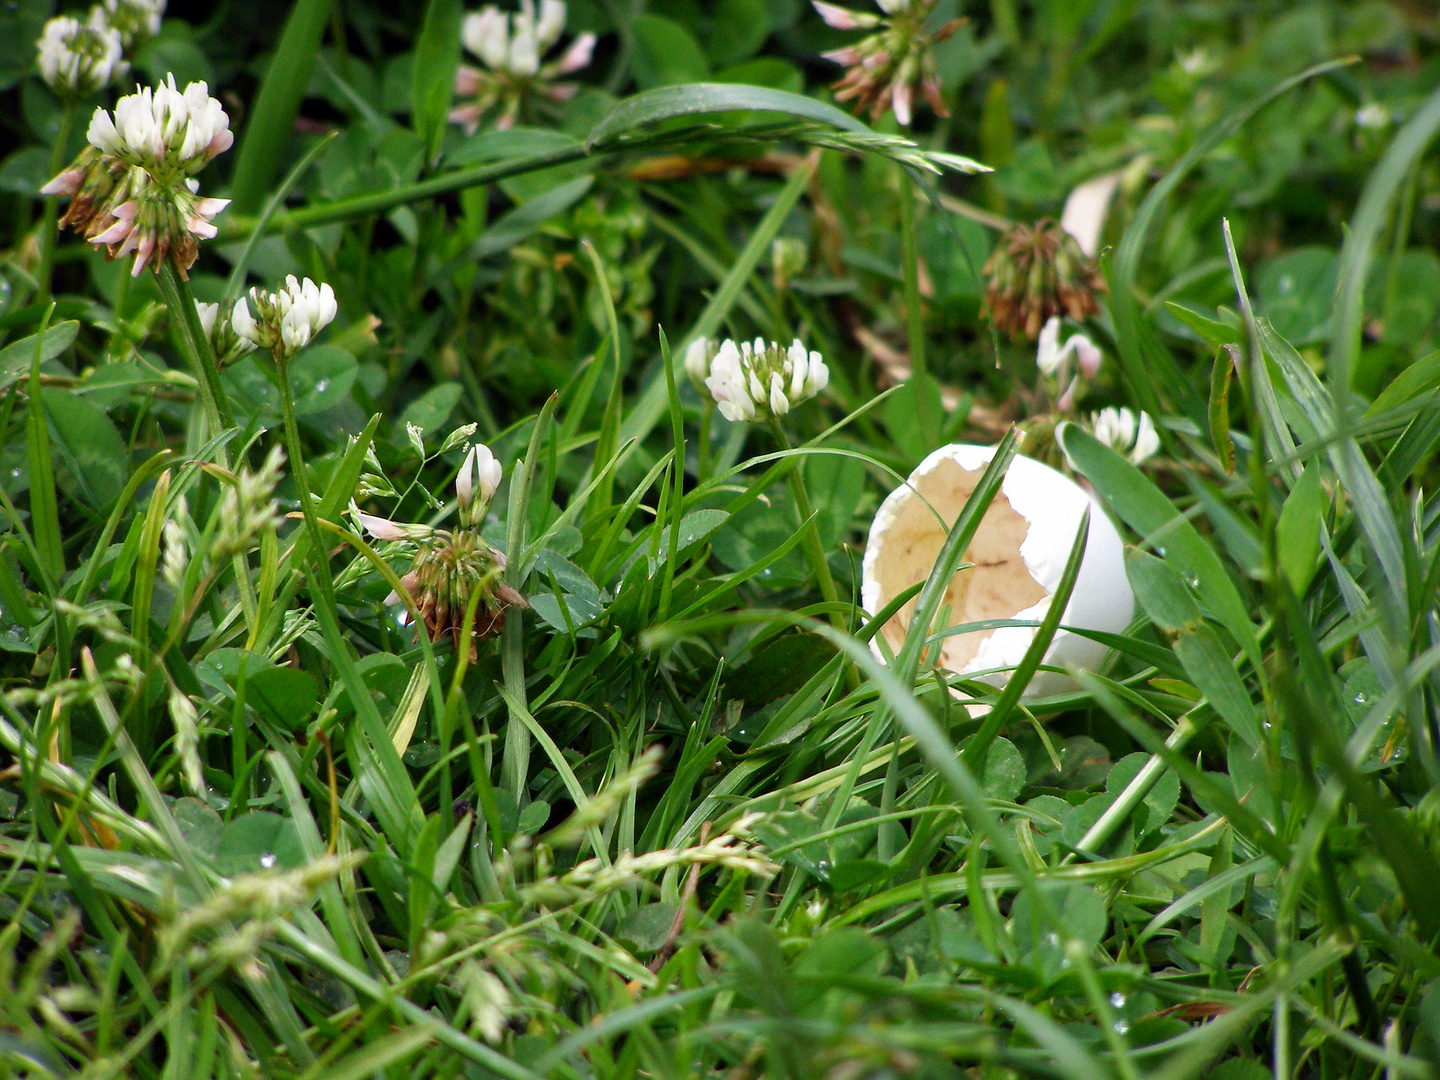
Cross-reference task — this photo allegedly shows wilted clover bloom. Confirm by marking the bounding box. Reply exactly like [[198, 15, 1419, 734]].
[[42, 74, 233, 277], [686, 337, 829, 423], [813, 0, 960, 126], [450, 0, 595, 132], [1089, 407, 1159, 465], [36, 12, 126, 99], [232, 276, 338, 360], [355, 442, 527, 654], [983, 218, 1105, 340]]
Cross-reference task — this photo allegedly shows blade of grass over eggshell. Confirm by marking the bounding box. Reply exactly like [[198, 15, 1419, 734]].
[[961, 508, 1088, 769], [1058, 423, 1262, 672], [897, 429, 1021, 682], [1331, 81, 1440, 393], [227, 0, 331, 214], [1109, 57, 1356, 424]]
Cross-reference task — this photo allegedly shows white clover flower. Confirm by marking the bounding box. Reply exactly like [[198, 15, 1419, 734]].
[[195, 300, 218, 339], [451, 0, 596, 130], [1036, 316, 1100, 377], [696, 337, 829, 423], [1089, 407, 1160, 465], [104, 0, 165, 49], [232, 276, 337, 360], [51, 73, 233, 277], [87, 74, 233, 182], [683, 337, 714, 390], [196, 299, 256, 365], [456, 443, 502, 526], [36, 12, 126, 99], [464, 8, 511, 68]]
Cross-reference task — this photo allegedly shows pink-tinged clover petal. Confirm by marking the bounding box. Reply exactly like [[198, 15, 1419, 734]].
[[821, 46, 862, 65], [356, 512, 410, 541], [892, 80, 912, 126], [555, 31, 595, 74], [812, 1, 878, 28]]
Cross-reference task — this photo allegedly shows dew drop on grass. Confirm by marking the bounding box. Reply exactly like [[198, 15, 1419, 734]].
[[259, 852, 276, 868], [1113, 1019, 1130, 1034], [315, 379, 329, 393], [1354, 692, 1368, 705], [1110, 992, 1126, 1009]]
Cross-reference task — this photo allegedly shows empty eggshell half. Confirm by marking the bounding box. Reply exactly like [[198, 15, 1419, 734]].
[[861, 443, 1132, 697]]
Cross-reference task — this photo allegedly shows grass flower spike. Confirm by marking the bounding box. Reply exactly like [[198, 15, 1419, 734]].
[[36, 12, 126, 99], [43, 73, 232, 277], [450, 0, 595, 131], [692, 336, 829, 422], [354, 437, 527, 654], [232, 276, 338, 359]]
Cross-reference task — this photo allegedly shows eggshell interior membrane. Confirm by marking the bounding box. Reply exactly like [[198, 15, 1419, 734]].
[[861, 443, 1133, 697]]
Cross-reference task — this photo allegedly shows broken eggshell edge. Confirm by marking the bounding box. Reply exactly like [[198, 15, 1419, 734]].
[[860, 442, 1133, 698]]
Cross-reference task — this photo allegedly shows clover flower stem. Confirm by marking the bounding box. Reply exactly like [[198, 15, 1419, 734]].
[[155, 262, 237, 434], [274, 353, 333, 598], [697, 400, 714, 482], [36, 103, 76, 304], [897, 170, 936, 440], [768, 418, 845, 632], [154, 262, 258, 624]]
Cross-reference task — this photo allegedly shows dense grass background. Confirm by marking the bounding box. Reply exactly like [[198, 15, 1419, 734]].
[[0, 0, 1439, 1077]]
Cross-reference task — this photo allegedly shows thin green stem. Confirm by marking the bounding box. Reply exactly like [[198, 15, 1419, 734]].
[[153, 263, 256, 624], [897, 168, 936, 441], [37, 104, 77, 304], [154, 263, 237, 435], [768, 418, 844, 633], [275, 354, 332, 595]]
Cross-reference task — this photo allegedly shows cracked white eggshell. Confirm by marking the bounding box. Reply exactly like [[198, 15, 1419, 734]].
[[861, 443, 1132, 697]]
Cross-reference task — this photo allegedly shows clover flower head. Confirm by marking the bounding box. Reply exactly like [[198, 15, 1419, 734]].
[[36, 11, 126, 99], [456, 442, 503, 527], [87, 74, 233, 182], [104, 0, 165, 49], [351, 483, 528, 657], [984, 218, 1105, 341], [696, 336, 829, 423], [813, 0, 957, 126], [451, 0, 595, 131], [232, 276, 337, 359], [45, 74, 232, 278], [1090, 407, 1159, 465]]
